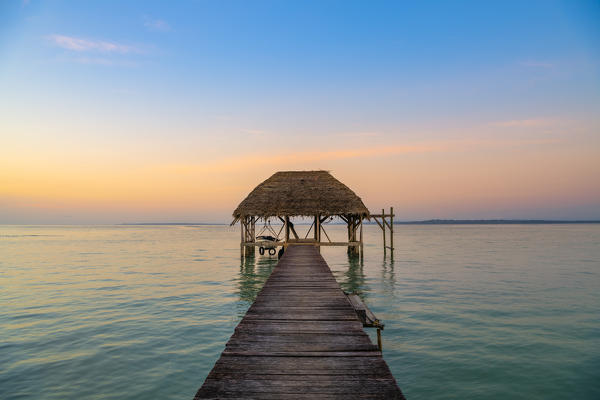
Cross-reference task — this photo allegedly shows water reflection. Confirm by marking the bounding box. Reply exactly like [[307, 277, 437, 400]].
[[237, 249, 396, 307], [338, 254, 369, 300], [380, 258, 397, 295], [238, 251, 371, 305], [237, 255, 278, 306]]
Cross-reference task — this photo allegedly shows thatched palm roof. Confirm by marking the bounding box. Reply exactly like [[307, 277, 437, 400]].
[[232, 171, 369, 222]]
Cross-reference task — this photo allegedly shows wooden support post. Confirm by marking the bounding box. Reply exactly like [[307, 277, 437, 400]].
[[382, 208, 386, 254], [346, 215, 359, 256], [390, 207, 394, 254], [356, 218, 361, 256], [242, 216, 255, 257], [304, 221, 314, 239], [359, 216, 364, 259], [248, 216, 255, 257], [377, 328, 382, 351], [240, 218, 245, 258], [346, 215, 352, 255], [289, 222, 300, 240], [316, 214, 321, 253], [284, 216, 290, 243]]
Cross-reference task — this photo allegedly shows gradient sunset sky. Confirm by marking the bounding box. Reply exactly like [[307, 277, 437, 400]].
[[1, 1, 599, 223]]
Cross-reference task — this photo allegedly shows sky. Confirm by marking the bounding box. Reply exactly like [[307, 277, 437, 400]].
[[1, 0, 599, 223]]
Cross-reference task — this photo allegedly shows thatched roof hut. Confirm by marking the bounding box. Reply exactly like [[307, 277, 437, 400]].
[[232, 171, 369, 223]]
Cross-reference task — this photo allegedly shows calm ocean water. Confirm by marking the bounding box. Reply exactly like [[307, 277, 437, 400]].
[[1, 224, 599, 399]]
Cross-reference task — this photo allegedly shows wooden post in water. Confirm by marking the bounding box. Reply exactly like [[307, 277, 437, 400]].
[[352, 216, 356, 256], [382, 208, 386, 254], [315, 214, 321, 253], [346, 215, 352, 256], [346, 215, 359, 257], [346, 216, 350, 254], [359, 216, 364, 260], [243, 216, 255, 257], [240, 218, 245, 258], [250, 217, 255, 256], [390, 207, 394, 255]]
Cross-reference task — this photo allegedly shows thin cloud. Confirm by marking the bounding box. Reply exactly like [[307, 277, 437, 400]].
[[143, 16, 170, 32], [335, 131, 381, 138], [489, 118, 555, 128], [164, 143, 448, 175], [164, 137, 563, 175], [73, 57, 138, 67], [47, 34, 137, 54]]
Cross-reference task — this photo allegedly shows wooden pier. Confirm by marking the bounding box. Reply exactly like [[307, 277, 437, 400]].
[[194, 245, 405, 399]]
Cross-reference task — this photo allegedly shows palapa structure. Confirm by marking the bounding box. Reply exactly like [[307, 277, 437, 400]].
[[232, 170, 394, 257]]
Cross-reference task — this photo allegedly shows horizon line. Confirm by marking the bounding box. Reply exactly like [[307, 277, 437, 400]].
[[2, 219, 600, 226]]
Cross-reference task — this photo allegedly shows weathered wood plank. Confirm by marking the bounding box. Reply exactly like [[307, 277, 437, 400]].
[[247, 306, 359, 314], [220, 350, 384, 357], [256, 291, 346, 297], [194, 245, 405, 399], [251, 299, 351, 306], [207, 372, 396, 381], [197, 377, 404, 396], [234, 322, 365, 335], [195, 394, 396, 400], [243, 314, 360, 321], [229, 331, 370, 340], [224, 343, 380, 352], [234, 324, 365, 335], [211, 356, 393, 374]]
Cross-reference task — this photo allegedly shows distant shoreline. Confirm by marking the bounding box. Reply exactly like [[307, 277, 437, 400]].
[[391, 219, 600, 225], [121, 222, 227, 226], [121, 219, 600, 226]]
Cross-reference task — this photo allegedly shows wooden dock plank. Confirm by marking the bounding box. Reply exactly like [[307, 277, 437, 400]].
[[194, 245, 405, 399], [198, 378, 403, 397], [211, 355, 393, 374]]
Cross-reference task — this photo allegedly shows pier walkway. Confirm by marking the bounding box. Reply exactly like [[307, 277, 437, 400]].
[[194, 245, 405, 399]]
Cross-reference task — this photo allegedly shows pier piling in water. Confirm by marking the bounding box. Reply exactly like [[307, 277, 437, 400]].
[[194, 245, 405, 399]]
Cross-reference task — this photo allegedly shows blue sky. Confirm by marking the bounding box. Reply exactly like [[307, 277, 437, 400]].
[[1, 1, 599, 223]]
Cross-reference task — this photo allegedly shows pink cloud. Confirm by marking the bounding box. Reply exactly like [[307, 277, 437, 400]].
[[47, 34, 137, 54], [143, 16, 170, 32]]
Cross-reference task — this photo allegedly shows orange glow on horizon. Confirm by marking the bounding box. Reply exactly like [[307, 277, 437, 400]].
[[2, 133, 599, 222]]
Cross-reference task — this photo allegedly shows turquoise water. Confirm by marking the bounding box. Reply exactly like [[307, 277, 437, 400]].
[[1, 224, 599, 399]]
